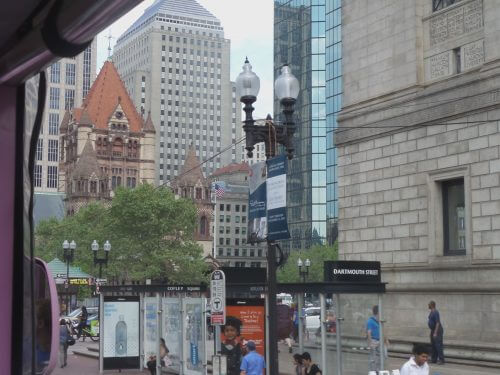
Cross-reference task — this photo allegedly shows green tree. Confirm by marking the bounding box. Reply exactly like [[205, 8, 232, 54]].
[[35, 184, 208, 284], [277, 242, 338, 283]]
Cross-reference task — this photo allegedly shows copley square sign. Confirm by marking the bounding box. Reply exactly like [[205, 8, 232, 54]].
[[324, 261, 381, 283]]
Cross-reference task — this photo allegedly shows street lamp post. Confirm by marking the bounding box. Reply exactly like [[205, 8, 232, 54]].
[[297, 258, 311, 283], [62, 239, 77, 315], [236, 58, 299, 375], [92, 240, 111, 279]]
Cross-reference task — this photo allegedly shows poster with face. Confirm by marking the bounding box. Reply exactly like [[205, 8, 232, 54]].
[[225, 300, 266, 356], [163, 298, 182, 373], [182, 298, 205, 375], [103, 300, 139, 358]]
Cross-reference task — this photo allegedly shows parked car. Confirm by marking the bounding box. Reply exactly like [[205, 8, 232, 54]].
[[304, 308, 336, 334], [63, 307, 98, 328]]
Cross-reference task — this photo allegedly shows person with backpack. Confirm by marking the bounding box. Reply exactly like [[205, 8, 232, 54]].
[[301, 352, 321, 375]]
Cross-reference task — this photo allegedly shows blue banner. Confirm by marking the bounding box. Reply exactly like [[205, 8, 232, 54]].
[[266, 155, 290, 241], [248, 161, 267, 243]]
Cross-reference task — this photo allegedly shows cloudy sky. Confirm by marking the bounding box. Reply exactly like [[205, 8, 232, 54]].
[[96, 0, 274, 118]]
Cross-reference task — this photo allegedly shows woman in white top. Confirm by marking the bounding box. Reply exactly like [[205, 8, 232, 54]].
[[400, 343, 430, 375]]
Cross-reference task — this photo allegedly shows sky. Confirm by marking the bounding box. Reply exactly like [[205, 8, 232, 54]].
[[96, 0, 274, 119]]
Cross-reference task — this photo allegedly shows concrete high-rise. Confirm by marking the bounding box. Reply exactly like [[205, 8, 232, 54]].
[[113, 0, 240, 185], [34, 40, 97, 193], [33, 41, 97, 225]]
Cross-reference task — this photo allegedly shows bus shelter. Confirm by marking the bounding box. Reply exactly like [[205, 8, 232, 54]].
[[98, 284, 207, 375], [278, 261, 386, 375]]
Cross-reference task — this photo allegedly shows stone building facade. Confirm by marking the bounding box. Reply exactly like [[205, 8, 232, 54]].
[[170, 146, 214, 257], [59, 61, 155, 215], [336, 0, 500, 358]]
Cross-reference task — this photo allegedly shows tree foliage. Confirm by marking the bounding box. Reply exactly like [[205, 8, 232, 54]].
[[277, 242, 338, 283], [35, 184, 208, 284]]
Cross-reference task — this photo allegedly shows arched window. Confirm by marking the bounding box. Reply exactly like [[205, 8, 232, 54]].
[[200, 216, 207, 236]]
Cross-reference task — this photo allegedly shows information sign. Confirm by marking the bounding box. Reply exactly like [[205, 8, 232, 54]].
[[210, 270, 226, 325], [324, 261, 381, 283]]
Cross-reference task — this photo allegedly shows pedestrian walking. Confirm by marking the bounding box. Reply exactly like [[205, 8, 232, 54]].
[[240, 341, 265, 375], [58, 318, 72, 368], [301, 352, 322, 375], [366, 305, 381, 372], [428, 300, 445, 364], [400, 343, 430, 375]]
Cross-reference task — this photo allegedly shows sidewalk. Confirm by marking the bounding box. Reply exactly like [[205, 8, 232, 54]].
[[51, 341, 500, 375], [278, 342, 500, 375]]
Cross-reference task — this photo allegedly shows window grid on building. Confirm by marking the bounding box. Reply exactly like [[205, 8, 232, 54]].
[[49, 87, 60, 109], [64, 89, 75, 110], [50, 62, 60, 83], [36, 139, 43, 161], [48, 139, 58, 162], [34, 165, 42, 187], [66, 63, 76, 85], [47, 166, 58, 188], [48, 113, 59, 135]]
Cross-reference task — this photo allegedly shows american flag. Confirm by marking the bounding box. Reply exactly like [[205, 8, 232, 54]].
[[213, 183, 225, 198]]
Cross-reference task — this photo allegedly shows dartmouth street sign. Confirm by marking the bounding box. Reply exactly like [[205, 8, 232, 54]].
[[324, 261, 381, 284], [210, 270, 226, 325]]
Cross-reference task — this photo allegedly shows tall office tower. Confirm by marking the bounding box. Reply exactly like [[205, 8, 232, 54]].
[[35, 40, 97, 193], [113, 0, 240, 185], [274, 0, 335, 250], [33, 40, 97, 224], [325, 0, 342, 245]]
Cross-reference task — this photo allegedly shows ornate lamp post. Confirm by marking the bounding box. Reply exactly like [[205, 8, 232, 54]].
[[92, 240, 111, 279], [297, 258, 311, 283], [63, 239, 77, 314], [236, 58, 299, 375]]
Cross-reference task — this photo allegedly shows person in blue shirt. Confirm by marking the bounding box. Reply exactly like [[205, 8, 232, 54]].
[[428, 300, 445, 364], [240, 341, 265, 375], [366, 305, 381, 372]]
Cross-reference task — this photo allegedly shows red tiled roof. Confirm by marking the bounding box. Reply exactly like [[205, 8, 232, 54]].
[[74, 61, 143, 132], [211, 162, 251, 177]]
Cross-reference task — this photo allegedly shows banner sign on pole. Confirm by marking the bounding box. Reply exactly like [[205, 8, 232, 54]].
[[324, 261, 381, 283], [210, 270, 226, 325], [266, 155, 290, 241], [248, 161, 267, 243]]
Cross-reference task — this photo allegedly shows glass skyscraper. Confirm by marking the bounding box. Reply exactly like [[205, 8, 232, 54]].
[[274, 0, 341, 250]]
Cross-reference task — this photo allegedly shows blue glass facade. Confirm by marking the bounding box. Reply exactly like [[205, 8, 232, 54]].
[[274, 0, 340, 250], [325, 0, 341, 244]]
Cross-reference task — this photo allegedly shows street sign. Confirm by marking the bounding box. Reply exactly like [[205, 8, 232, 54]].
[[96, 278, 108, 284], [210, 270, 226, 325]]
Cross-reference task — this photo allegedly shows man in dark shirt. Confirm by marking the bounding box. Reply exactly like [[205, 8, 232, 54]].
[[427, 301, 445, 364]]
